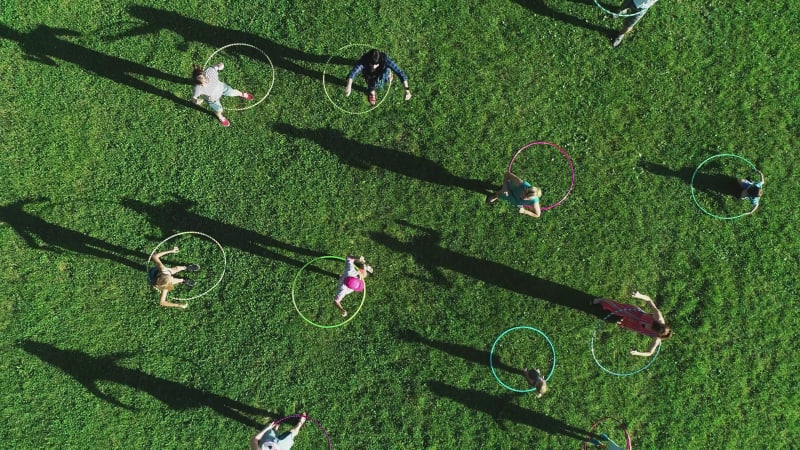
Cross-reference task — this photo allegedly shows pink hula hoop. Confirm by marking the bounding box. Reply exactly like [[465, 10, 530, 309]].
[[583, 417, 632, 450], [507, 141, 575, 211]]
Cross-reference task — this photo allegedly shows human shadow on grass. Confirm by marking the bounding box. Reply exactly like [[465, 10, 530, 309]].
[[112, 6, 349, 85], [370, 221, 604, 319], [0, 24, 201, 110], [121, 196, 334, 276], [639, 161, 739, 198], [0, 198, 148, 271], [396, 329, 523, 376], [512, 0, 614, 37], [20, 340, 275, 427], [427, 381, 596, 440], [274, 124, 495, 194]]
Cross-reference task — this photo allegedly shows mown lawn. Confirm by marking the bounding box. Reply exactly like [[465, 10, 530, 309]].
[[1, 0, 798, 448]]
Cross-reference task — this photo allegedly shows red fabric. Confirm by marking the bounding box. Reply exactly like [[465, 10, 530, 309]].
[[598, 299, 659, 337]]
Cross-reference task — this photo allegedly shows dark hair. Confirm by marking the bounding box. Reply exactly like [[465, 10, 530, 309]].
[[748, 185, 763, 198], [652, 321, 672, 338], [368, 49, 381, 64], [191, 64, 204, 85]]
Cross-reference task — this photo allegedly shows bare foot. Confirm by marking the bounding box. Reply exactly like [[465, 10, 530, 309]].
[[334, 299, 347, 317]]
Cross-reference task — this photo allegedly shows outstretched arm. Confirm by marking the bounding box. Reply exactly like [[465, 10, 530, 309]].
[[631, 337, 661, 357], [385, 56, 411, 100], [632, 291, 663, 322], [151, 246, 179, 269], [345, 64, 364, 96], [158, 289, 187, 309]]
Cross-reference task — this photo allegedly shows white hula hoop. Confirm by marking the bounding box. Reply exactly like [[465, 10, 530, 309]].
[[203, 43, 275, 111], [147, 231, 227, 301]]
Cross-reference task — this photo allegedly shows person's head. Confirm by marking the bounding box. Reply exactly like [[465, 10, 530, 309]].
[[522, 186, 542, 200], [153, 273, 174, 292], [367, 49, 382, 69], [192, 64, 206, 85], [652, 321, 672, 339]]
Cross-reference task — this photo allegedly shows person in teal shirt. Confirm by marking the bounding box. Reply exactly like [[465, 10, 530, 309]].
[[739, 170, 764, 214], [250, 414, 307, 450], [485, 171, 542, 218]]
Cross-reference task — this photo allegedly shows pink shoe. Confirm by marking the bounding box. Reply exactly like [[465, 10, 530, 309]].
[[218, 117, 231, 127], [242, 92, 254, 101]]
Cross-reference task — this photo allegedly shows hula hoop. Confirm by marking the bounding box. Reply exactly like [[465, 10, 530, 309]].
[[584, 417, 632, 450], [592, 0, 644, 17], [489, 326, 556, 393], [147, 231, 226, 301], [690, 153, 759, 220], [203, 43, 275, 111], [591, 309, 660, 377], [322, 43, 393, 115], [272, 414, 332, 450], [507, 141, 575, 211], [291, 256, 366, 329]]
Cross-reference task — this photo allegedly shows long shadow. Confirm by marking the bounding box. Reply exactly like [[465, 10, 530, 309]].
[[112, 6, 349, 85], [0, 24, 199, 109], [121, 196, 332, 275], [274, 124, 495, 194], [639, 161, 738, 197], [427, 381, 595, 440], [0, 198, 147, 271], [19, 340, 274, 427], [512, 0, 614, 37], [370, 221, 604, 318], [396, 329, 522, 376]]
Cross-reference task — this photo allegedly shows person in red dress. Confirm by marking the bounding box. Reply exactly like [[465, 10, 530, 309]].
[[593, 291, 672, 356]]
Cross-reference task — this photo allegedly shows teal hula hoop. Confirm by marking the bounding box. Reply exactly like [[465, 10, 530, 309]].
[[291, 255, 366, 329], [591, 309, 660, 377], [490, 326, 556, 393], [690, 153, 759, 220]]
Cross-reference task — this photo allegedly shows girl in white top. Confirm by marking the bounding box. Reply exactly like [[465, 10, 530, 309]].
[[191, 63, 253, 127]]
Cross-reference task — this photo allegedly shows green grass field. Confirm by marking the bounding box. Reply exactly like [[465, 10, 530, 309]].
[[1, 0, 798, 448]]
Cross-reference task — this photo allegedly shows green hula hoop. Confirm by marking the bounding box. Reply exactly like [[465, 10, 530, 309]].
[[489, 326, 556, 393], [591, 309, 660, 377], [291, 256, 366, 329], [690, 153, 759, 220]]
